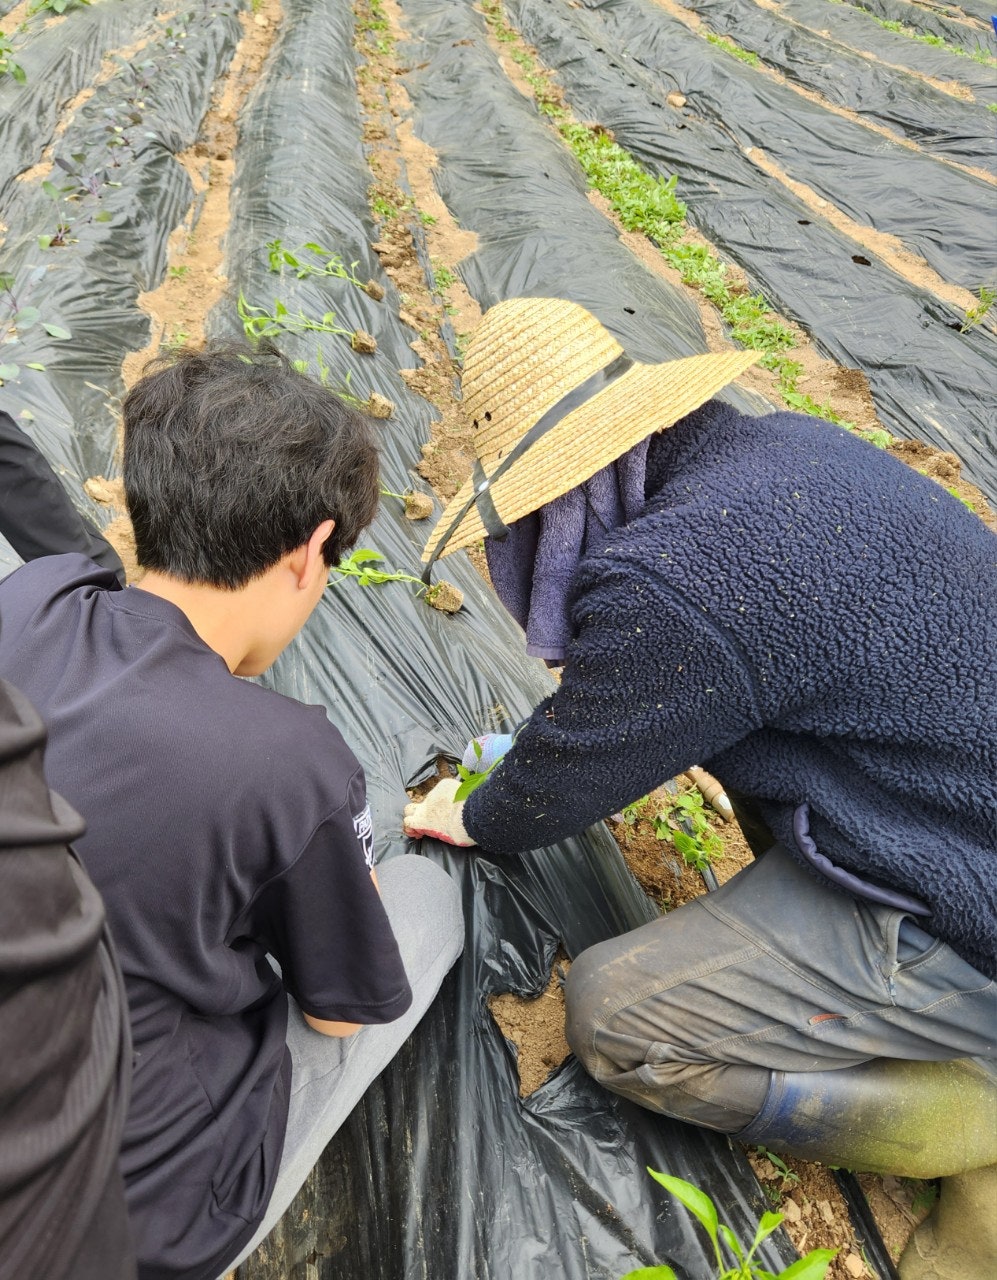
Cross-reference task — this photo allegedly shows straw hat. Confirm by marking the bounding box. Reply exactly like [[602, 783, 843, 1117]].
[[421, 297, 758, 565]]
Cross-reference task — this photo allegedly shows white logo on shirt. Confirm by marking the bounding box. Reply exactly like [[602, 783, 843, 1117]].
[[353, 804, 375, 869]]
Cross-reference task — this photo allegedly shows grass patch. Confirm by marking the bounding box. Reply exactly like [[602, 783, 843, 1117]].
[[705, 32, 760, 67]]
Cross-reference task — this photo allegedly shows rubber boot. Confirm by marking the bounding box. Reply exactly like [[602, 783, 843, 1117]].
[[735, 1057, 997, 1179], [898, 1164, 997, 1280]]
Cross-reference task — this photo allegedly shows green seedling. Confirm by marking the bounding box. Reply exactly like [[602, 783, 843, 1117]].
[[168, 265, 190, 280], [265, 239, 365, 288], [872, 16, 996, 64], [621, 1169, 836, 1280], [0, 269, 71, 383], [432, 263, 457, 293], [755, 1147, 801, 1206], [329, 549, 463, 613], [453, 738, 501, 802], [654, 788, 724, 872], [0, 31, 26, 83], [238, 293, 357, 343], [961, 285, 995, 333]]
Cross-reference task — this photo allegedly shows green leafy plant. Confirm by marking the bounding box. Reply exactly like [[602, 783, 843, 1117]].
[[238, 293, 354, 342], [28, 0, 90, 15], [961, 285, 995, 333], [653, 788, 724, 872], [329, 549, 462, 613], [0, 30, 26, 83], [0, 269, 71, 383], [432, 262, 457, 292], [330, 548, 424, 588], [265, 239, 364, 287], [621, 1169, 836, 1280]]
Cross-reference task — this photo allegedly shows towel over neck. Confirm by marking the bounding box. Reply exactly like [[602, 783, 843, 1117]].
[[485, 438, 651, 662]]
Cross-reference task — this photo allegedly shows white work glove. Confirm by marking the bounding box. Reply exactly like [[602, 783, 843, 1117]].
[[402, 778, 477, 847]]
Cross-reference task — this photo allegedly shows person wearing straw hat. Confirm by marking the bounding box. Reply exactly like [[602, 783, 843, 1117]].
[[403, 297, 997, 1280]]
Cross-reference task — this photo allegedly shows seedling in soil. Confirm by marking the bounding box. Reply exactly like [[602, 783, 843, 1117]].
[[621, 1169, 836, 1280], [653, 788, 724, 872], [381, 486, 434, 520], [961, 285, 995, 333], [0, 31, 26, 84], [329, 549, 463, 613], [754, 1147, 802, 1205], [265, 239, 365, 289], [621, 785, 723, 872]]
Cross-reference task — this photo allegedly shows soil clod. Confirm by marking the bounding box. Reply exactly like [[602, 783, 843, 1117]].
[[424, 580, 463, 613]]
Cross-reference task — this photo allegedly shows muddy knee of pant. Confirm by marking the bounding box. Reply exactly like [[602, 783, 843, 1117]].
[[562, 941, 620, 1068]]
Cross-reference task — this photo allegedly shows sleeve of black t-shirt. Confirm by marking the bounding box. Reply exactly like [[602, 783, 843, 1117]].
[[239, 769, 413, 1025], [0, 411, 125, 586]]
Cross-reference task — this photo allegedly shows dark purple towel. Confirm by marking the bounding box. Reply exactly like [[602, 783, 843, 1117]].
[[485, 439, 651, 661]]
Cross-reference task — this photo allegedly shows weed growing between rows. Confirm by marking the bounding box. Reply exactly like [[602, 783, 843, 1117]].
[[480, 0, 896, 448], [705, 33, 760, 68], [622, 783, 724, 873]]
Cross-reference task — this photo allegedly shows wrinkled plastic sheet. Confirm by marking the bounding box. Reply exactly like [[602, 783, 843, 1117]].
[[773, 0, 997, 98], [0, 0, 168, 204], [847, 0, 997, 48], [219, 0, 800, 1276], [506, 0, 997, 501], [679, 0, 995, 169], [0, 1, 242, 487]]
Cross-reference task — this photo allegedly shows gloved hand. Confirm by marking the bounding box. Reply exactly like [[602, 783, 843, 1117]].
[[461, 733, 514, 773], [402, 778, 477, 847]]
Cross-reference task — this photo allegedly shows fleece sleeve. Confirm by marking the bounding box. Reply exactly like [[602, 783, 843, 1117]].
[[463, 562, 763, 854]]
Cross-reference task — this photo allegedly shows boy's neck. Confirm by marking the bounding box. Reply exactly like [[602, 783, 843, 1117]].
[[134, 571, 261, 675]]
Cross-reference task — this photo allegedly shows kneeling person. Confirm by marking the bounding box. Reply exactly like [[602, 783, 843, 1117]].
[[0, 344, 463, 1280]]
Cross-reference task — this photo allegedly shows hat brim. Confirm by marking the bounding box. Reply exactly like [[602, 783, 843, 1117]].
[[422, 348, 758, 563]]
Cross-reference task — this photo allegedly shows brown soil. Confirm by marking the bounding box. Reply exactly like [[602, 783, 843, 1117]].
[[488, 954, 572, 1096]]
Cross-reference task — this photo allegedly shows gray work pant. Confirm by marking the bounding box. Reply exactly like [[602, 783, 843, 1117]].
[[565, 843, 996, 1132], [220, 854, 464, 1276]]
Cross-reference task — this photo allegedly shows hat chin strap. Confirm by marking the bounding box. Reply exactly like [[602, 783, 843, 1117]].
[[422, 352, 634, 584]]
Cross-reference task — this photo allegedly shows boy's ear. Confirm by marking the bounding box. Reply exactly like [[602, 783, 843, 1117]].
[[293, 519, 335, 587]]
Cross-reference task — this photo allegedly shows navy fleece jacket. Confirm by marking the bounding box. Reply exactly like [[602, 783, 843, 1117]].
[[463, 402, 997, 979]]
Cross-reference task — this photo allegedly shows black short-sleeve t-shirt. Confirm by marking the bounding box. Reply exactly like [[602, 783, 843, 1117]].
[[0, 556, 412, 1280]]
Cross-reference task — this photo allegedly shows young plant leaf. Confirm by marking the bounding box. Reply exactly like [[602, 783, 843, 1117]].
[[775, 1250, 837, 1279], [647, 1171, 720, 1246], [619, 1269, 678, 1280], [42, 323, 72, 340]]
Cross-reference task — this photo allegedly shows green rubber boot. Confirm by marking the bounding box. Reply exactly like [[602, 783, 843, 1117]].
[[736, 1057, 997, 1179], [898, 1163, 997, 1280]]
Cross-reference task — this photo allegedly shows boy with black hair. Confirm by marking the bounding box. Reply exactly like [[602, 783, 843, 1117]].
[[0, 343, 463, 1280]]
